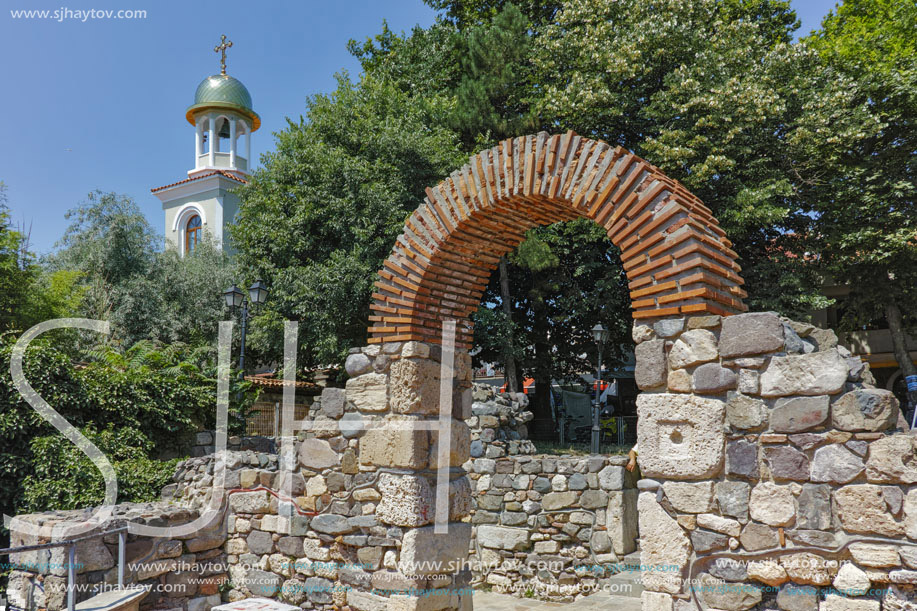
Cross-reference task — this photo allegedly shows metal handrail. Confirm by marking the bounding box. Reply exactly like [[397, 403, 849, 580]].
[[0, 526, 128, 611]]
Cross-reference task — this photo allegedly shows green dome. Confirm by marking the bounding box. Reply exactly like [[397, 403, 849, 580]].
[[185, 74, 260, 131]]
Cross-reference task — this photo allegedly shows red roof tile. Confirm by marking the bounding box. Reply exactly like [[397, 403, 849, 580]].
[[151, 170, 247, 193]]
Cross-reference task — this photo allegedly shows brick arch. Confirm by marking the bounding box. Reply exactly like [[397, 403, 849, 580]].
[[369, 131, 747, 349]]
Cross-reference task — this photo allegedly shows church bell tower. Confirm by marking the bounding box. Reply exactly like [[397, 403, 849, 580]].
[[152, 35, 260, 256]]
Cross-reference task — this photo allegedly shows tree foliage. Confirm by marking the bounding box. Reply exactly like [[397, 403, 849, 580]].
[[794, 3, 917, 340], [231, 75, 465, 368], [47, 191, 237, 348], [0, 336, 253, 522]]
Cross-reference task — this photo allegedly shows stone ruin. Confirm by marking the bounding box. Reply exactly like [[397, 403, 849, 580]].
[[7, 340, 638, 611], [9, 310, 917, 611], [635, 311, 917, 611]]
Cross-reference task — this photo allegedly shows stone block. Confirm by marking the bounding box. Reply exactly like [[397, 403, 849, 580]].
[[725, 392, 767, 430], [476, 525, 530, 551], [642, 591, 673, 611], [428, 420, 471, 468], [245, 569, 282, 597], [866, 434, 917, 484], [797, 484, 833, 530], [543, 491, 577, 510], [638, 492, 690, 594], [781, 552, 838, 586], [832, 389, 899, 432], [376, 473, 471, 526], [637, 393, 725, 480], [667, 368, 692, 392], [739, 522, 777, 551], [835, 484, 905, 537], [690, 530, 727, 553], [765, 445, 810, 481], [607, 488, 638, 555], [633, 322, 655, 343], [849, 543, 900, 567], [820, 593, 879, 610], [738, 369, 759, 394], [692, 363, 737, 394], [346, 372, 389, 412], [719, 312, 784, 358], [299, 438, 340, 470], [399, 523, 471, 576], [687, 315, 721, 330], [716, 481, 750, 521], [360, 417, 429, 469], [769, 395, 829, 433], [230, 490, 272, 514], [697, 572, 762, 610], [810, 444, 864, 484], [320, 387, 346, 418], [777, 584, 818, 611], [760, 350, 849, 397], [668, 329, 718, 369], [635, 339, 667, 389], [726, 438, 758, 479], [746, 559, 786, 586], [749, 482, 795, 526], [310, 514, 353, 535], [390, 357, 441, 415], [598, 464, 625, 490], [246, 530, 274, 555], [833, 563, 870, 595], [662, 481, 715, 513], [339, 412, 366, 438], [654, 319, 685, 338], [696, 513, 741, 537], [345, 353, 373, 377], [347, 590, 392, 611]]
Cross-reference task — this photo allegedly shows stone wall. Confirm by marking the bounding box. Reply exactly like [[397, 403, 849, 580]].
[[8, 340, 476, 611], [466, 453, 637, 600], [468, 384, 536, 459], [633, 312, 917, 611], [7, 503, 227, 611]]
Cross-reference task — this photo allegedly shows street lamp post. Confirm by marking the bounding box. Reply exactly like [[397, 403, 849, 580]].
[[591, 323, 610, 454], [223, 279, 269, 374]]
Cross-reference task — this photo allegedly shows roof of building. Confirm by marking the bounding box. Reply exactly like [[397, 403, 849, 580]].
[[185, 74, 261, 131], [150, 170, 247, 193], [244, 374, 322, 394]]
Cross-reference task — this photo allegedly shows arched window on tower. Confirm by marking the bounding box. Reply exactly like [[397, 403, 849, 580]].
[[186, 215, 202, 254]]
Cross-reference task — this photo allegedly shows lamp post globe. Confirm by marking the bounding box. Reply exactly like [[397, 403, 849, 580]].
[[223, 284, 244, 309], [248, 279, 269, 305]]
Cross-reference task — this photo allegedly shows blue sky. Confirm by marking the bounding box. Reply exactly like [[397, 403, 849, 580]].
[[1, 0, 839, 254]]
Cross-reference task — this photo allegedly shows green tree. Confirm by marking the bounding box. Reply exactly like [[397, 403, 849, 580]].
[[231, 74, 465, 368], [473, 219, 633, 432], [533, 0, 825, 316], [0, 184, 40, 331], [807, 0, 916, 73], [796, 2, 917, 407], [451, 2, 536, 148], [48, 192, 236, 348], [0, 335, 254, 522]]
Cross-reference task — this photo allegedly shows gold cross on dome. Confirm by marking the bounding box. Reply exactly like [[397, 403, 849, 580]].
[[214, 34, 233, 75]]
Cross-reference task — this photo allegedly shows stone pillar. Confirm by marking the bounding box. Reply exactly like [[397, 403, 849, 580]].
[[632, 312, 912, 611], [345, 341, 474, 610]]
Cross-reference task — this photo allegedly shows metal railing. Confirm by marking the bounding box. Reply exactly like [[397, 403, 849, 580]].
[[0, 526, 128, 611]]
